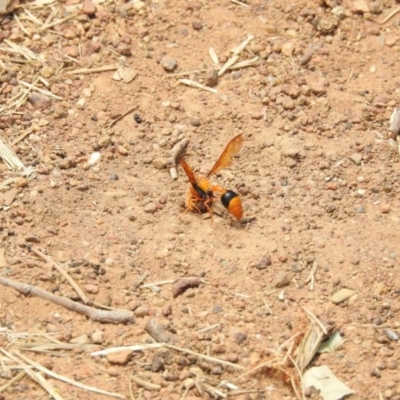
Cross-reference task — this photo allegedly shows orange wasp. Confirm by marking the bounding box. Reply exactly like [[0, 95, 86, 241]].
[[179, 134, 244, 221]]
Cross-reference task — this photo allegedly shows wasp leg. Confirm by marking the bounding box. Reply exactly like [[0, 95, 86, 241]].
[[179, 192, 203, 219]]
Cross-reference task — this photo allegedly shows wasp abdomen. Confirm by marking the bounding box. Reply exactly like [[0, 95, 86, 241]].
[[221, 190, 243, 220]]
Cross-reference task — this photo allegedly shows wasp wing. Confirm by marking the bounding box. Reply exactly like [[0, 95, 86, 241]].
[[179, 157, 197, 184], [206, 134, 244, 178]]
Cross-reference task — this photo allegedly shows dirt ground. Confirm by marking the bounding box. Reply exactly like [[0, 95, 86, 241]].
[[1, 0, 400, 399]]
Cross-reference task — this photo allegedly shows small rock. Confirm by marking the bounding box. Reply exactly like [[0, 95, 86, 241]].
[[28, 92, 51, 109], [278, 253, 288, 263], [59, 159, 76, 170], [116, 43, 132, 57], [192, 20, 203, 30], [53, 104, 67, 119], [144, 203, 158, 214], [134, 306, 149, 318], [15, 177, 28, 188], [153, 157, 168, 170], [117, 145, 128, 155], [190, 117, 201, 127], [85, 284, 99, 294], [91, 330, 104, 344], [353, 0, 370, 13], [162, 304, 172, 317], [381, 204, 390, 214], [372, 282, 388, 295], [25, 235, 40, 243], [273, 272, 290, 288], [252, 255, 272, 270], [106, 350, 133, 365], [70, 334, 90, 345], [204, 68, 218, 87], [350, 152, 362, 165], [331, 288, 357, 304], [40, 66, 54, 79], [151, 355, 165, 372], [82, 0, 96, 15], [160, 56, 177, 72], [98, 135, 112, 148], [229, 327, 247, 344], [232, 71, 242, 80], [82, 40, 101, 57], [308, 79, 327, 95], [281, 96, 295, 110], [132, 1, 145, 10]]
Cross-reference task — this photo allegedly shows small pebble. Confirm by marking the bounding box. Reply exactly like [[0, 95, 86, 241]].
[[98, 135, 112, 148], [82, 0, 96, 15], [109, 173, 119, 180], [134, 306, 149, 318], [153, 157, 168, 170], [117, 145, 128, 155], [85, 284, 99, 294], [331, 288, 357, 304], [273, 272, 290, 288], [134, 113, 142, 123], [350, 152, 362, 166], [106, 350, 133, 365], [144, 203, 158, 213], [204, 68, 218, 87], [381, 204, 390, 214], [160, 56, 177, 72], [192, 20, 203, 30], [70, 334, 90, 345], [91, 330, 104, 344]]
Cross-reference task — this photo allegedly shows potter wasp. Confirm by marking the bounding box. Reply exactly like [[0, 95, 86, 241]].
[[179, 134, 244, 221]]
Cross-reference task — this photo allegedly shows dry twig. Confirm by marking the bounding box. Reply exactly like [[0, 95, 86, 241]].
[[167, 138, 189, 180], [0, 276, 134, 324]]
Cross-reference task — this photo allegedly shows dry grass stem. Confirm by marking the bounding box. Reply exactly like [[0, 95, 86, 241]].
[[19, 80, 63, 100], [91, 343, 163, 357], [1, 349, 64, 400], [29, 246, 90, 305], [169, 69, 207, 77], [227, 56, 259, 70], [197, 324, 220, 333], [104, 106, 137, 132], [165, 344, 244, 370], [140, 279, 175, 289], [13, 350, 126, 399], [209, 47, 220, 65], [218, 54, 239, 77], [305, 261, 318, 290], [231, 0, 251, 7], [380, 6, 400, 24], [0, 136, 26, 171], [131, 375, 161, 391], [3, 39, 45, 62], [0, 370, 26, 393], [179, 79, 217, 93], [66, 64, 119, 75], [39, 12, 78, 31], [230, 34, 254, 55]]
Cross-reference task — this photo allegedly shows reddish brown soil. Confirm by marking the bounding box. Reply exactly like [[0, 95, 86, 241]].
[[1, 0, 400, 399]]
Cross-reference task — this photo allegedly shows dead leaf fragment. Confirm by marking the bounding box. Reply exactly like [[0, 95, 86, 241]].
[[303, 365, 353, 400]]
